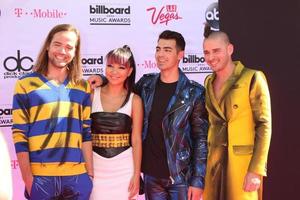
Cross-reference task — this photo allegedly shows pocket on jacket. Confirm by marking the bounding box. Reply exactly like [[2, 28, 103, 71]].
[[232, 145, 253, 155]]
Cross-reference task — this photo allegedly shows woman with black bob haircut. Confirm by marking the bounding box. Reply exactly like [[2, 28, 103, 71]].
[[90, 45, 143, 200]]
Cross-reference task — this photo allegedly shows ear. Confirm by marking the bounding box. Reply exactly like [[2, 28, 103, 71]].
[[178, 50, 184, 60], [228, 43, 234, 56], [127, 67, 133, 77]]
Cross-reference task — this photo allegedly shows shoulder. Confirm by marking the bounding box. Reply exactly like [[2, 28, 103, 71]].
[[136, 73, 158, 92], [142, 73, 157, 78], [70, 79, 91, 93], [18, 72, 38, 81], [132, 94, 143, 115], [242, 66, 268, 77], [253, 70, 267, 79], [179, 79, 206, 101], [186, 79, 205, 93], [243, 67, 267, 82], [138, 73, 158, 83], [132, 93, 142, 105], [15, 72, 40, 89], [252, 70, 268, 85], [189, 79, 204, 88], [14, 72, 43, 95], [242, 67, 257, 75]]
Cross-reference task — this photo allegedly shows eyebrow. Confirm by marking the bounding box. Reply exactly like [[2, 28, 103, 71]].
[[156, 46, 173, 50], [212, 48, 221, 52], [204, 47, 221, 52], [52, 41, 62, 44]]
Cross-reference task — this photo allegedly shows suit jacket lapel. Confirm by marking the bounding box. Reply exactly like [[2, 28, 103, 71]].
[[206, 74, 226, 120], [219, 62, 244, 104], [206, 61, 245, 121]]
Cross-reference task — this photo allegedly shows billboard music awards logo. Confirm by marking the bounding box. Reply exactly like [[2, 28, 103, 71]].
[[81, 55, 104, 76], [181, 54, 212, 74], [205, 2, 219, 30], [146, 4, 182, 25], [89, 4, 131, 25], [2, 50, 34, 79], [0, 105, 13, 127], [14, 7, 67, 18]]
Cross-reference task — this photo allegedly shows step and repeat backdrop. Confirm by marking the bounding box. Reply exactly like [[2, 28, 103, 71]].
[[0, 0, 218, 199]]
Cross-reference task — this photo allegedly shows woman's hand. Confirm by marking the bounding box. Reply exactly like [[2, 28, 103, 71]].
[[128, 174, 140, 200]]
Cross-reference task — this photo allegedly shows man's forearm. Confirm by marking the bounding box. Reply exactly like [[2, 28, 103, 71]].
[[17, 152, 32, 181], [190, 94, 208, 188], [82, 141, 93, 177]]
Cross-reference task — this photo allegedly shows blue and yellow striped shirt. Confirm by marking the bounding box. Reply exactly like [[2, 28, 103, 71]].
[[12, 72, 91, 176]]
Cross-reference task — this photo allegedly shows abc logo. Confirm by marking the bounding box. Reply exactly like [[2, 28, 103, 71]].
[[205, 2, 219, 30], [3, 50, 33, 72]]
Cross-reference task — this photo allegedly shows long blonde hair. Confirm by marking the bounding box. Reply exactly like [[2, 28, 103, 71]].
[[34, 24, 82, 84]]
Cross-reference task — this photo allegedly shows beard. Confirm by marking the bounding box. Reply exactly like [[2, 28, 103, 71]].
[[48, 57, 71, 69]]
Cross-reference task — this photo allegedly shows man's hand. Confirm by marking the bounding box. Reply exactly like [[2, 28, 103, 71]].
[[87, 75, 102, 89], [24, 175, 34, 195], [17, 152, 33, 195], [188, 186, 203, 200], [243, 172, 262, 192]]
